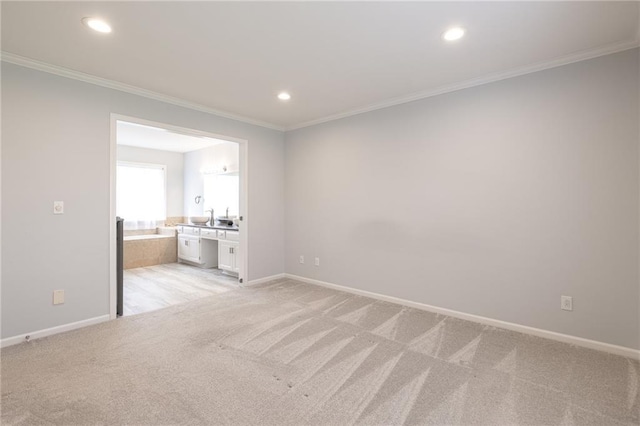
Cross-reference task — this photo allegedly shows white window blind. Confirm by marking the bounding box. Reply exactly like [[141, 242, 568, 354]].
[[117, 162, 166, 230]]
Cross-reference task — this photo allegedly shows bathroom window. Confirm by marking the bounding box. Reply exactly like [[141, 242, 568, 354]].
[[117, 162, 166, 230]]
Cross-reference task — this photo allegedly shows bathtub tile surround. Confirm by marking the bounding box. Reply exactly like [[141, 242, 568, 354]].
[[122, 218, 183, 269], [124, 233, 177, 269], [123, 217, 185, 236], [123, 229, 157, 237], [164, 216, 186, 227]]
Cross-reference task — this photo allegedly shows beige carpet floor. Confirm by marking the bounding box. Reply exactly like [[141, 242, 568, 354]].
[[1, 278, 638, 425]]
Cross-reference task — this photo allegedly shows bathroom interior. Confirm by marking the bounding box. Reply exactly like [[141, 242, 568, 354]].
[[116, 120, 241, 316]]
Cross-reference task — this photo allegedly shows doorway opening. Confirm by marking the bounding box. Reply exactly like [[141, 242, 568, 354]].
[[109, 114, 248, 318]]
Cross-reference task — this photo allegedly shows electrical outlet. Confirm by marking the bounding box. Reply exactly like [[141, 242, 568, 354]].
[[314, 257, 320, 267], [299, 255, 304, 264], [561, 295, 572, 311], [53, 290, 65, 305], [53, 201, 64, 214]]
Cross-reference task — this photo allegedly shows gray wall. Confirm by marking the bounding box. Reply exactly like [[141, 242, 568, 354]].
[[116, 145, 185, 218], [1, 63, 285, 339], [285, 49, 639, 349], [2, 49, 638, 349]]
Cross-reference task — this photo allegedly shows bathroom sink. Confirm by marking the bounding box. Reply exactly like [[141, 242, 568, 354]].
[[216, 216, 236, 225], [189, 216, 209, 225]]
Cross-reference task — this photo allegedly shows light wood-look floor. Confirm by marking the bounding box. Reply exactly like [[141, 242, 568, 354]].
[[123, 262, 239, 316]]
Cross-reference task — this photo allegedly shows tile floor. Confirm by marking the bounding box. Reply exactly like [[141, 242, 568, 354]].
[[123, 262, 239, 315]]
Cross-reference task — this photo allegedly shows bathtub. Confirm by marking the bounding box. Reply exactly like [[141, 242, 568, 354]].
[[124, 234, 174, 242], [123, 227, 177, 269]]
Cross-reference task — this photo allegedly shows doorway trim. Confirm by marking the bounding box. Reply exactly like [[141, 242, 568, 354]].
[[109, 113, 249, 320]]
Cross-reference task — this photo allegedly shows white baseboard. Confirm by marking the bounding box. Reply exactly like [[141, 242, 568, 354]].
[[0, 315, 111, 348], [285, 274, 639, 360], [245, 273, 286, 287]]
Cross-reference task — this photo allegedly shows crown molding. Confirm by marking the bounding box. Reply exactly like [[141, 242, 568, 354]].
[[286, 38, 640, 131], [3, 37, 639, 134], [0, 51, 285, 132]]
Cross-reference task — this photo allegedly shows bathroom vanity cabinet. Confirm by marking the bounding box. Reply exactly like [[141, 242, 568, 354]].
[[177, 225, 239, 274], [215, 229, 239, 274]]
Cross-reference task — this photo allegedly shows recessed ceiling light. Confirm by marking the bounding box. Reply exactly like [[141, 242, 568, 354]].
[[82, 17, 112, 34], [277, 92, 291, 101], [442, 27, 465, 42]]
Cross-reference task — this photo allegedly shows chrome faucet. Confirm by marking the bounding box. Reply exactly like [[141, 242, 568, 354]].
[[205, 208, 214, 225], [226, 207, 229, 218]]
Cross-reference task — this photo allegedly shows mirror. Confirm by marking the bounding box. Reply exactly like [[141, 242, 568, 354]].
[[203, 172, 239, 218]]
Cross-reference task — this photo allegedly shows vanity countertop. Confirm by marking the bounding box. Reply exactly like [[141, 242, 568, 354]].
[[178, 223, 239, 231]]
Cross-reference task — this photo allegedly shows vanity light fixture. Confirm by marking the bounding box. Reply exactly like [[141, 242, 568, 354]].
[[277, 92, 291, 101], [82, 17, 112, 34], [442, 27, 465, 42], [201, 165, 229, 175]]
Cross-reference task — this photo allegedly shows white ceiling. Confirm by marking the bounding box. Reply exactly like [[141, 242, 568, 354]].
[[117, 121, 228, 153], [2, 2, 638, 130]]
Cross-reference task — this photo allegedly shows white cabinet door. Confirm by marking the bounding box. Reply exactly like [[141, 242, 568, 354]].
[[218, 240, 240, 273], [231, 242, 240, 273], [178, 235, 189, 258], [178, 235, 200, 263], [187, 238, 200, 260], [218, 240, 234, 272]]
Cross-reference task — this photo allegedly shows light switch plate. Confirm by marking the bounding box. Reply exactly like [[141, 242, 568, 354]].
[[53, 201, 64, 214], [53, 290, 65, 305]]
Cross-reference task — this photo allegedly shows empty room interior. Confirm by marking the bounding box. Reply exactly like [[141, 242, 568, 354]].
[[1, 2, 639, 425]]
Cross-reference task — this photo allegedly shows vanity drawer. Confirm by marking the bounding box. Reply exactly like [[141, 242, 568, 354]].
[[176, 226, 184, 233], [201, 228, 217, 239], [184, 226, 200, 236], [224, 231, 239, 242]]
